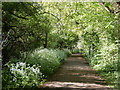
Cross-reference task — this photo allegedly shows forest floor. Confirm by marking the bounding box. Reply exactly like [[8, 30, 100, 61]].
[[40, 54, 114, 90]]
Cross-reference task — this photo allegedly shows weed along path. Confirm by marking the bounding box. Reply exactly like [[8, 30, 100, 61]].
[[41, 54, 113, 90]]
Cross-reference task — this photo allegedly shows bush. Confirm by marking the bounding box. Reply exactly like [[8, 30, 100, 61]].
[[2, 48, 70, 89], [2, 62, 45, 89], [24, 48, 71, 76], [81, 38, 118, 88], [54, 49, 67, 64], [71, 48, 80, 54], [25, 49, 60, 76], [63, 49, 72, 56]]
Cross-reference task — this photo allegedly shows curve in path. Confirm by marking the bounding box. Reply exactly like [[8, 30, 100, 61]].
[[40, 54, 113, 90]]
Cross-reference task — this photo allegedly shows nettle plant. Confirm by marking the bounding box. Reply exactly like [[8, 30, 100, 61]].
[[4, 62, 45, 88]]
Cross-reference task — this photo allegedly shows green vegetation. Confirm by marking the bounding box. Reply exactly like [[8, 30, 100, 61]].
[[2, 49, 71, 89], [2, 2, 119, 89], [76, 3, 119, 88], [25, 48, 71, 76], [3, 62, 44, 88]]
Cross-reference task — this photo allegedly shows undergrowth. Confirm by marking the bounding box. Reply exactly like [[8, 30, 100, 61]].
[[2, 48, 71, 89], [81, 42, 119, 88]]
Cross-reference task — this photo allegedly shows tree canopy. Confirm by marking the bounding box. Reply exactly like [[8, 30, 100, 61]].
[[2, 2, 120, 88]]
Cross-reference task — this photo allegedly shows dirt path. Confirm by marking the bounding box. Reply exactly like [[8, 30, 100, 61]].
[[41, 54, 113, 90]]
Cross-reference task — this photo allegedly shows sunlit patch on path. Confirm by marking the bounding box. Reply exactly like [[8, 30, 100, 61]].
[[40, 54, 113, 89]]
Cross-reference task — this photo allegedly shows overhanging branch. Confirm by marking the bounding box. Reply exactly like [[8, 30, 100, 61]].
[[5, 10, 28, 20], [39, 11, 60, 21], [100, 2, 114, 13]]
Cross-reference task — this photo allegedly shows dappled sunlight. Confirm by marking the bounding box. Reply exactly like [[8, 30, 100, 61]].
[[63, 65, 90, 70], [71, 72, 79, 75], [43, 81, 110, 89], [2, 2, 118, 89], [79, 75, 102, 80], [43, 54, 112, 89]]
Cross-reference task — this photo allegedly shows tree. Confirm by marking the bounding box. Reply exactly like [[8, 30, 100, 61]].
[[2, 2, 52, 63]]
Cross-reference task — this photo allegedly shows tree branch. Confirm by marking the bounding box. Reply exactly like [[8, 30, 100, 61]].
[[39, 11, 60, 21], [100, 2, 114, 13], [10, 12, 28, 20], [5, 10, 28, 20]]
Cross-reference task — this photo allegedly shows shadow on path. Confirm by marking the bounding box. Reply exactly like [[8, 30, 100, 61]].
[[39, 53, 113, 90]]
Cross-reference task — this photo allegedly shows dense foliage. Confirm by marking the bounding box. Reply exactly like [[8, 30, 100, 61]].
[[2, 2, 53, 63], [24, 48, 71, 76], [76, 3, 119, 88], [3, 62, 44, 88], [2, 49, 71, 89], [2, 2, 119, 89], [2, 2, 79, 64]]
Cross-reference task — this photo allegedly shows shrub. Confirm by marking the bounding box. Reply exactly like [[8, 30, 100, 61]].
[[2, 62, 45, 89], [24, 48, 70, 76], [71, 48, 80, 54], [2, 48, 70, 89], [53, 50, 66, 64], [81, 39, 118, 88], [25, 49, 60, 76], [63, 49, 72, 56]]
